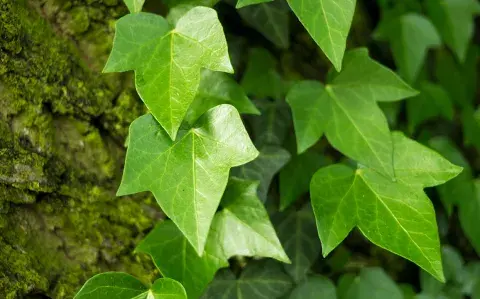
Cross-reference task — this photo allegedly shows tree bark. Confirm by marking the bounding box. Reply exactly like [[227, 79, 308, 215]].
[[0, 1, 158, 298]]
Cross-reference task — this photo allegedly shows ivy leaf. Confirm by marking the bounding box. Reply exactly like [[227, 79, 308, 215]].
[[236, 0, 274, 9], [374, 13, 441, 83], [288, 49, 417, 175], [74, 273, 187, 299], [286, 0, 356, 71], [162, 0, 220, 8], [241, 48, 285, 100], [288, 276, 336, 299], [136, 220, 228, 299], [345, 268, 403, 299], [435, 47, 478, 107], [426, 0, 480, 62], [117, 105, 258, 254], [104, 8, 233, 139], [407, 83, 453, 133], [233, 146, 290, 202], [237, 1, 290, 49], [201, 260, 293, 299], [123, 0, 145, 13], [458, 180, 480, 255], [185, 69, 259, 124], [280, 151, 330, 211], [209, 177, 290, 263], [249, 100, 292, 147], [310, 133, 462, 281], [275, 206, 321, 282], [392, 132, 463, 189]]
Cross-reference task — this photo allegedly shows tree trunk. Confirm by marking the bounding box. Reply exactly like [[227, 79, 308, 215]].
[[0, 1, 158, 298]]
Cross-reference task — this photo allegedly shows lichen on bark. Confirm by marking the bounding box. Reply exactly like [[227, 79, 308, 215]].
[[0, 0, 157, 298]]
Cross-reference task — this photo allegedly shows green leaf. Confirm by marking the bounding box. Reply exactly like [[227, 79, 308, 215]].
[[280, 151, 330, 210], [209, 177, 290, 263], [435, 47, 478, 107], [428, 137, 473, 215], [374, 13, 441, 83], [117, 105, 258, 254], [201, 260, 293, 299], [233, 146, 290, 201], [392, 132, 463, 189], [275, 207, 321, 282], [288, 49, 417, 175], [249, 99, 292, 147], [337, 273, 356, 299], [458, 180, 480, 255], [286, 81, 329, 154], [310, 133, 462, 281], [407, 83, 454, 133], [462, 106, 480, 150], [185, 69, 259, 124], [74, 273, 187, 299], [162, 0, 220, 7], [104, 8, 233, 139], [426, 0, 480, 62], [345, 268, 403, 299], [237, 2, 290, 49], [286, 0, 356, 71], [288, 276, 336, 299], [236, 0, 274, 9], [123, 0, 145, 13], [241, 48, 285, 100], [136, 220, 228, 299]]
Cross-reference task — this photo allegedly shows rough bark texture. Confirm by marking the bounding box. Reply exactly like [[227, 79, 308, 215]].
[[0, 0, 160, 298]]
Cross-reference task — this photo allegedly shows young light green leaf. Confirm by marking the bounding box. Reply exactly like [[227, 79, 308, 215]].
[[241, 48, 285, 100], [233, 146, 290, 201], [288, 276, 336, 299], [123, 0, 145, 13], [201, 260, 293, 299], [275, 207, 321, 282], [185, 69, 259, 124], [136, 220, 228, 299], [104, 8, 233, 139], [280, 151, 330, 210], [74, 273, 187, 299], [426, 0, 480, 62], [345, 268, 403, 299], [392, 132, 463, 189], [209, 177, 290, 263], [374, 13, 441, 83], [286, 81, 329, 154], [310, 162, 447, 281], [237, 2, 290, 49], [236, 0, 273, 9], [117, 105, 258, 254], [407, 83, 454, 133], [286, 0, 356, 71], [288, 49, 417, 175]]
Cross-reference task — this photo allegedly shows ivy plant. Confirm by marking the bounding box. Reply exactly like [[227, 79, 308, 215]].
[[75, 0, 480, 298]]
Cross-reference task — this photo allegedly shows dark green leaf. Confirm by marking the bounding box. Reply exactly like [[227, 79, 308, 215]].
[[345, 268, 403, 299], [237, 1, 290, 48], [201, 260, 293, 299], [280, 151, 330, 210], [288, 276, 336, 299], [275, 207, 321, 282], [233, 146, 290, 201]]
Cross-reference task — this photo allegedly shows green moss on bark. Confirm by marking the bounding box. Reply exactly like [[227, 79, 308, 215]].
[[0, 0, 157, 298]]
